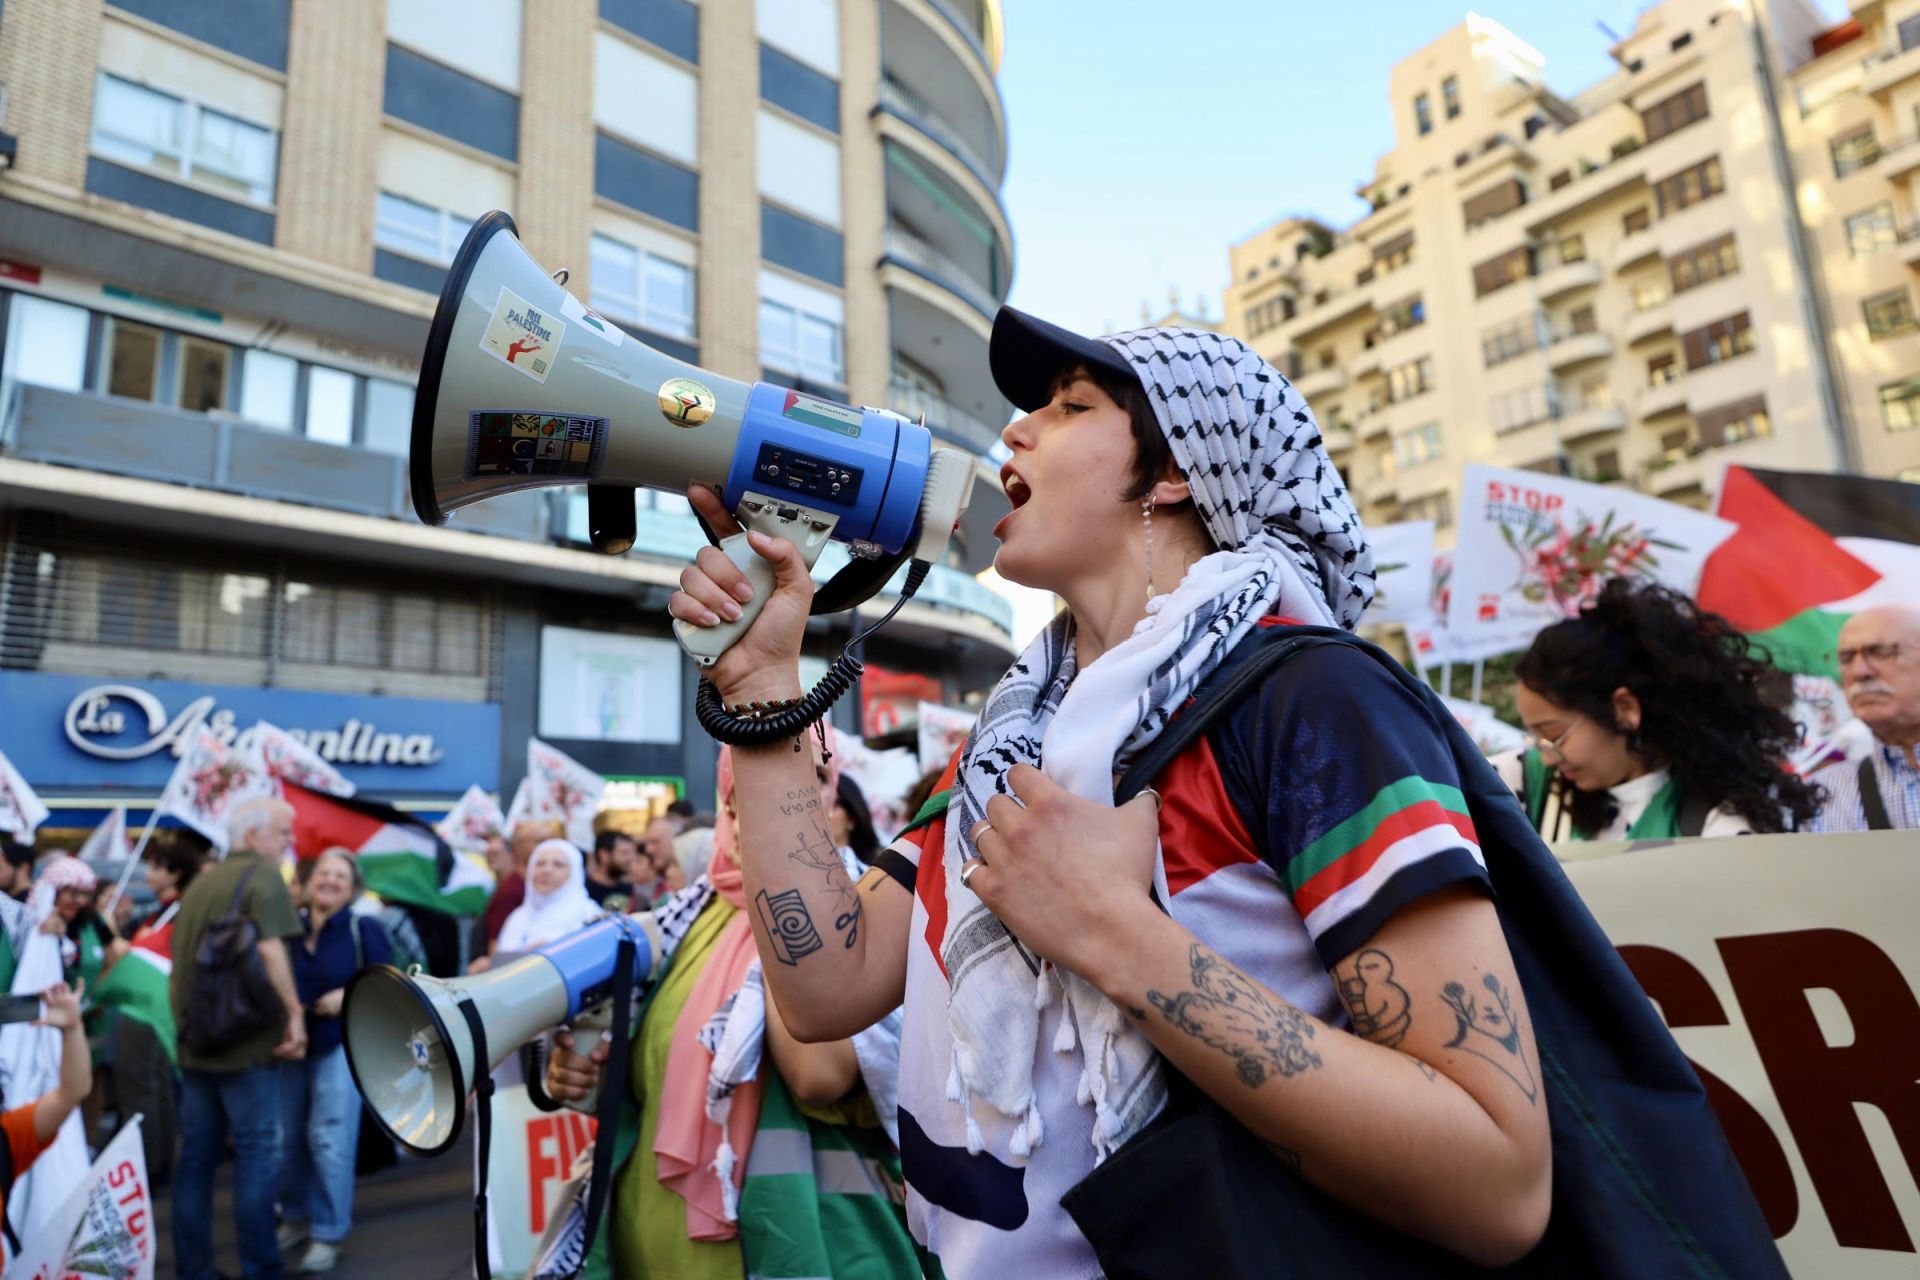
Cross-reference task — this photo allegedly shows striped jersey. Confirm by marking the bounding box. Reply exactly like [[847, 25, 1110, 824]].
[[893, 639, 1490, 1278]]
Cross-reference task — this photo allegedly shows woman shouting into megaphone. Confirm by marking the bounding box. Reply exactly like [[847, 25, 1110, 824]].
[[607, 307, 1574, 1279]]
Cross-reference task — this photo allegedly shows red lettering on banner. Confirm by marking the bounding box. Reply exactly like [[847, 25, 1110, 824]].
[[1619, 945, 1799, 1237], [528, 1117, 562, 1234], [1719, 929, 1920, 1254]]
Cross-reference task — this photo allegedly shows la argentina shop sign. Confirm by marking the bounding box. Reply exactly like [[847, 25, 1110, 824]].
[[0, 672, 500, 795]]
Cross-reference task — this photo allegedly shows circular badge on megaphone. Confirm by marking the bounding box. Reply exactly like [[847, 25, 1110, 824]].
[[658, 377, 716, 428]]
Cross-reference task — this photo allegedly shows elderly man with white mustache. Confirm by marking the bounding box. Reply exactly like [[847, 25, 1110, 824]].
[[1813, 604, 1920, 832]]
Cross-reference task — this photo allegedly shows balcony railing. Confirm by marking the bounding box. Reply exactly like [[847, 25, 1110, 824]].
[[887, 379, 1005, 455], [883, 225, 999, 318], [878, 76, 1001, 188], [921, 0, 996, 68]]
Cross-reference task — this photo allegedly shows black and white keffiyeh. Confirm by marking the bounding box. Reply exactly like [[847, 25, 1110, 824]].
[[939, 326, 1374, 1162]]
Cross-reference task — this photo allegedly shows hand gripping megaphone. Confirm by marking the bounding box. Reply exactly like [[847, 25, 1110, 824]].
[[342, 913, 662, 1155], [409, 211, 974, 676]]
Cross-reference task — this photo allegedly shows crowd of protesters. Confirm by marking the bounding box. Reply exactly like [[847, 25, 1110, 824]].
[[0, 573, 1908, 1277]]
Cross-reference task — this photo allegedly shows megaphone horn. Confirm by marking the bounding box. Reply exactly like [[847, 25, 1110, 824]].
[[342, 913, 662, 1155], [409, 211, 973, 671]]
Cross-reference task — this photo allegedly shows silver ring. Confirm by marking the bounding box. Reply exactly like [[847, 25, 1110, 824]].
[[975, 821, 993, 838], [960, 858, 986, 887], [1140, 787, 1163, 811]]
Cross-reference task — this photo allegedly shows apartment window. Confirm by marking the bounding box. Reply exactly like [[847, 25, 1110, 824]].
[[1463, 178, 1527, 228], [1631, 277, 1669, 312], [1591, 449, 1622, 481], [1400, 491, 1453, 529], [1830, 127, 1880, 178], [1472, 246, 1535, 296], [760, 300, 844, 387], [1884, 377, 1920, 431], [1356, 266, 1376, 286], [1558, 234, 1586, 264], [1490, 385, 1558, 433], [1578, 378, 1613, 410], [1395, 422, 1443, 466], [374, 192, 471, 264], [1623, 206, 1651, 235], [1567, 305, 1598, 336], [91, 74, 277, 205], [1384, 357, 1434, 404], [1374, 231, 1415, 272], [305, 366, 357, 446], [1548, 169, 1572, 191], [104, 320, 161, 402], [1670, 32, 1693, 51], [1653, 156, 1724, 216], [1681, 311, 1755, 370], [240, 350, 298, 430], [1648, 353, 1678, 386], [1695, 396, 1770, 449], [178, 337, 229, 413], [1640, 82, 1709, 144], [1864, 288, 1918, 341], [359, 378, 414, 457], [1415, 92, 1433, 136], [1378, 296, 1425, 337], [1845, 203, 1897, 256], [589, 233, 695, 339], [1442, 75, 1461, 120], [1481, 315, 1543, 367], [1669, 233, 1739, 293], [1900, 14, 1920, 51], [1316, 347, 1336, 370], [1659, 428, 1692, 459]]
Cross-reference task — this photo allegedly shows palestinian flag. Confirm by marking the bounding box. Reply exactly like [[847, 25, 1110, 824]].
[[93, 918, 176, 1065], [1697, 467, 1920, 675], [285, 782, 494, 916]]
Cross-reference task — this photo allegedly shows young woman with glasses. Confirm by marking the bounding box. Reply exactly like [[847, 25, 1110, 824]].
[[1495, 578, 1821, 841]]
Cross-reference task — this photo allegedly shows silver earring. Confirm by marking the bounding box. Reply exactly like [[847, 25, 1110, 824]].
[[1143, 494, 1157, 602]]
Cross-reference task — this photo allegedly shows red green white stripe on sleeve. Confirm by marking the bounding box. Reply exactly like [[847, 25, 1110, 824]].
[[1280, 775, 1481, 938]]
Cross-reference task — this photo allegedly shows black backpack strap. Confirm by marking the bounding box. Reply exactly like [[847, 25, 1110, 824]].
[[1114, 626, 1355, 805], [227, 860, 261, 916], [1858, 757, 1893, 831], [457, 996, 495, 1280]]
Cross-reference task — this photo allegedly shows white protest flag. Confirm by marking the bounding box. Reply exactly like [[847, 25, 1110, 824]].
[[504, 776, 539, 832], [237, 721, 356, 798], [1364, 520, 1437, 625], [156, 727, 275, 854], [0, 746, 49, 838], [77, 806, 132, 865], [1403, 552, 1534, 670], [7, 1114, 157, 1280], [520, 738, 605, 848], [436, 784, 507, 856], [1447, 465, 1734, 649]]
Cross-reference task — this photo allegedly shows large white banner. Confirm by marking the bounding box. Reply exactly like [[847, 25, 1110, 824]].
[[1448, 465, 1733, 646], [1559, 831, 1920, 1278], [6, 1115, 156, 1279]]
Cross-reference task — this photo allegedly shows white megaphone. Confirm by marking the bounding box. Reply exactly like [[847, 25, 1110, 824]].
[[410, 211, 973, 668], [342, 912, 662, 1155]]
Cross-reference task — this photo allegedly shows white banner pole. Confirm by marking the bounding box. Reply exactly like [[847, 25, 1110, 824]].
[[102, 813, 159, 918], [1470, 658, 1485, 706]]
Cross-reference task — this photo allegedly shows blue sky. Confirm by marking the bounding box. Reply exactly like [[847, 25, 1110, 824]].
[[993, 1, 1838, 337]]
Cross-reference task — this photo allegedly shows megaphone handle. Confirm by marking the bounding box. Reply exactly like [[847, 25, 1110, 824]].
[[558, 1010, 613, 1116], [672, 530, 777, 668]]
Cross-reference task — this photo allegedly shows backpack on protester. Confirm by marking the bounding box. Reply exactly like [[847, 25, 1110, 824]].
[[180, 863, 282, 1056], [1038, 624, 1786, 1279]]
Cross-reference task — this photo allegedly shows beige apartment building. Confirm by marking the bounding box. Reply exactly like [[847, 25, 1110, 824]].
[[1224, 0, 1920, 537], [0, 0, 1015, 819]]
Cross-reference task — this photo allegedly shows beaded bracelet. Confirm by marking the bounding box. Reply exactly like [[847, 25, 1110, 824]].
[[719, 695, 832, 760]]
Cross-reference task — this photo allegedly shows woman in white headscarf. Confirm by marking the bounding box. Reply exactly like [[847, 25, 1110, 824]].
[[663, 308, 1556, 1275], [496, 839, 599, 955]]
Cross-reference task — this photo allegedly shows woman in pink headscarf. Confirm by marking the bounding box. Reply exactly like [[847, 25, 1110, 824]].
[[542, 727, 916, 1279]]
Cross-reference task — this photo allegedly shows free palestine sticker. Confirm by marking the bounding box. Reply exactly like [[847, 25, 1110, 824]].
[[479, 286, 565, 383], [658, 377, 715, 427]]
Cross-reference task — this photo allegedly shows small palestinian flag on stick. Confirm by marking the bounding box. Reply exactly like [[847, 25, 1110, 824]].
[[284, 782, 494, 916], [1697, 467, 1920, 675]]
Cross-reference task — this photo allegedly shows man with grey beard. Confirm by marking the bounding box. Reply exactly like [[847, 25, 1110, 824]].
[[1812, 604, 1920, 831]]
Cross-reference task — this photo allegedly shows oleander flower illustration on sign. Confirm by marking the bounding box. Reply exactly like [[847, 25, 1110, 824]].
[[1501, 510, 1679, 617]]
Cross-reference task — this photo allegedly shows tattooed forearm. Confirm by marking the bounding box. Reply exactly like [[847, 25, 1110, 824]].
[[1146, 945, 1322, 1088], [1335, 947, 1412, 1047], [1439, 973, 1538, 1104], [778, 786, 824, 818], [757, 888, 824, 965], [786, 828, 862, 948]]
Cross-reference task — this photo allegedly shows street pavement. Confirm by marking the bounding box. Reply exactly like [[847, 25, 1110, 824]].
[[153, 1131, 476, 1279]]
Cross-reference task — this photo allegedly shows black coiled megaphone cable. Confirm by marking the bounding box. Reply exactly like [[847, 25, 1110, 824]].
[[694, 559, 933, 748]]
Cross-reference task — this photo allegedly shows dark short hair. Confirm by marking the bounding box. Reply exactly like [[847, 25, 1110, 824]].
[[593, 829, 633, 856], [665, 798, 696, 821], [1047, 363, 1171, 502], [146, 836, 207, 893], [0, 837, 32, 869]]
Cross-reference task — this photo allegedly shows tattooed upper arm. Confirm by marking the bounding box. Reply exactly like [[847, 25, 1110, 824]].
[[1327, 885, 1544, 1113]]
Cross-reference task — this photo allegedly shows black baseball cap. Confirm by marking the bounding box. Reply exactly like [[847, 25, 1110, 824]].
[[989, 306, 1141, 413]]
